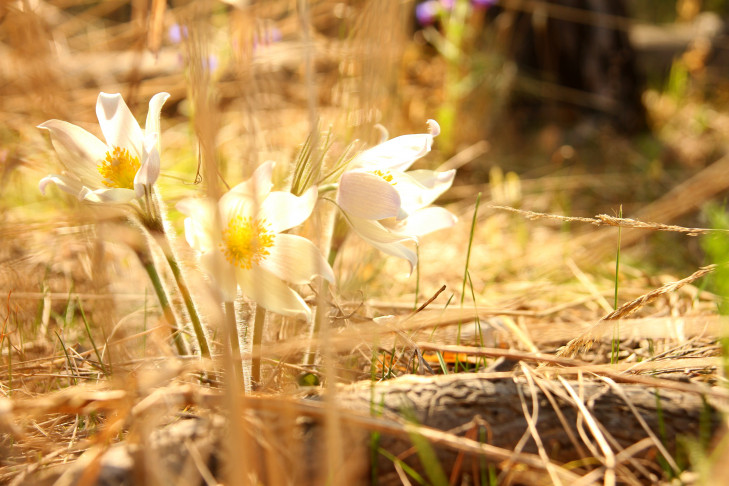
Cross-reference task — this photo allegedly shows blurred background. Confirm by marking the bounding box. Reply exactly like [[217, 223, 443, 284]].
[[2, 0, 729, 358], [2, 0, 729, 337]]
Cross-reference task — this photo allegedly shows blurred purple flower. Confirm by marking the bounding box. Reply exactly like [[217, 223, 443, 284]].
[[416, 1, 441, 26], [168, 24, 188, 44], [253, 26, 282, 52], [206, 54, 219, 72]]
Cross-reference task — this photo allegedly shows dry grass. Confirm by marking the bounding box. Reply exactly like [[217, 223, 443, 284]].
[[1, 1, 729, 485]]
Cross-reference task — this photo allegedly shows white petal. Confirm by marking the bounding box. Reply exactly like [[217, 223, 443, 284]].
[[134, 133, 160, 197], [177, 197, 216, 222], [336, 171, 401, 220], [259, 234, 334, 284], [374, 124, 389, 144], [389, 206, 457, 237], [219, 161, 274, 220], [39, 174, 84, 197], [177, 198, 219, 250], [392, 169, 455, 215], [344, 213, 415, 244], [183, 217, 216, 253], [344, 213, 417, 272], [259, 186, 316, 233], [145, 92, 170, 141], [349, 133, 433, 172], [236, 267, 312, 321], [356, 232, 417, 274], [80, 187, 137, 203], [37, 120, 107, 186], [426, 119, 441, 137], [200, 251, 238, 301], [96, 92, 144, 158]]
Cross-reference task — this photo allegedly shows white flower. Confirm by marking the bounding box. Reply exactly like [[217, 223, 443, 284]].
[[39, 92, 169, 203], [335, 120, 457, 270], [178, 161, 334, 321]]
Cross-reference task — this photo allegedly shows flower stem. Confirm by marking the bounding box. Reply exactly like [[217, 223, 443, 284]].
[[137, 187, 211, 357], [133, 241, 190, 356], [303, 280, 328, 366], [156, 234, 211, 358], [251, 304, 266, 384], [224, 301, 244, 389]]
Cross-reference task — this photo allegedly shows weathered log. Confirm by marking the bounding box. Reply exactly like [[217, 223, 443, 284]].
[[38, 374, 719, 486], [337, 373, 719, 484]]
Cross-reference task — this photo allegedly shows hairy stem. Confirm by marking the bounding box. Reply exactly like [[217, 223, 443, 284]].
[[133, 237, 189, 356], [251, 304, 266, 384], [224, 300, 244, 389], [156, 233, 211, 358]]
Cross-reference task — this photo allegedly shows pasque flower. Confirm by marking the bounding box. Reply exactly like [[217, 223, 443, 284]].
[[178, 161, 334, 321], [335, 120, 457, 270], [39, 91, 169, 204]]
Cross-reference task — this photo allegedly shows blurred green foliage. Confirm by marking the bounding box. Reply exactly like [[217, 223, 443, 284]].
[[701, 202, 729, 314]]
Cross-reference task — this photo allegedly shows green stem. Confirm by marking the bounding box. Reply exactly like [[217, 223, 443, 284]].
[[251, 304, 266, 384], [317, 183, 338, 194], [137, 187, 209, 357], [133, 242, 189, 356], [155, 232, 211, 358], [303, 280, 329, 366], [612, 204, 623, 365], [224, 301, 244, 389], [414, 245, 420, 311]]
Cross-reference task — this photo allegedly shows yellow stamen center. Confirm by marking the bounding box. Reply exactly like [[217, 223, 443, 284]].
[[98, 147, 140, 189], [220, 215, 275, 270], [373, 169, 396, 185]]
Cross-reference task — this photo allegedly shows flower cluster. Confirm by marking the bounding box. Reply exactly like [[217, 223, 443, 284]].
[[38, 93, 455, 322]]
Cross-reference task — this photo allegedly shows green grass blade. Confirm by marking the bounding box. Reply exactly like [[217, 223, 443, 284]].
[[405, 425, 449, 486], [457, 192, 481, 373], [611, 204, 623, 365], [55, 331, 77, 387], [460, 192, 481, 306], [435, 351, 449, 375], [378, 448, 427, 485], [77, 298, 109, 377]]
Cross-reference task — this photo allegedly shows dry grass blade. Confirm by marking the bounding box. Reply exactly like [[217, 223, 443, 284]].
[[490, 205, 728, 236], [598, 376, 681, 476], [518, 364, 565, 486], [558, 376, 616, 486], [601, 265, 715, 320], [558, 265, 716, 357], [414, 343, 727, 397]]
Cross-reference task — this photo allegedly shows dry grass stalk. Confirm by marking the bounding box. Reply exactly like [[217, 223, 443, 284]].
[[558, 376, 617, 486], [517, 364, 567, 485], [599, 376, 681, 475], [558, 265, 716, 358], [490, 205, 729, 236]]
